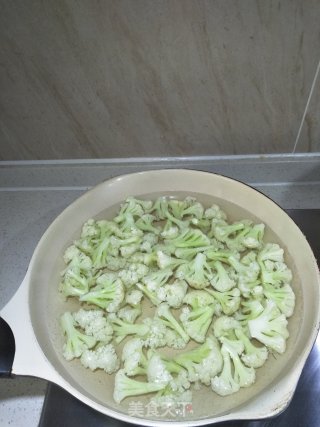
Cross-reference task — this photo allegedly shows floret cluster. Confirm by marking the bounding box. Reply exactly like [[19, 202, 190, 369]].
[[59, 196, 295, 409]]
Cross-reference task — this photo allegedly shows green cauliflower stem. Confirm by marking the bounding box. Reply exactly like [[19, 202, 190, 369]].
[[91, 237, 111, 269], [114, 198, 145, 223], [263, 283, 295, 317], [260, 261, 293, 287], [235, 328, 268, 368], [169, 199, 204, 220], [207, 288, 241, 315], [228, 254, 260, 284], [180, 290, 215, 344], [174, 245, 218, 260], [258, 243, 284, 263], [156, 250, 187, 270], [59, 266, 90, 298], [211, 346, 240, 396], [172, 337, 215, 382], [156, 303, 190, 344], [135, 214, 161, 234], [110, 317, 150, 344], [61, 312, 96, 361], [180, 305, 215, 343], [176, 253, 213, 289], [220, 337, 256, 388], [248, 299, 289, 353], [113, 369, 166, 403], [212, 221, 247, 243], [136, 282, 162, 306], [205, 248, 237, 263], [210, 261, 236, 292], [79, 274, 124, 312], [151, 197, 189, 229], [167, 228, 211, 248]]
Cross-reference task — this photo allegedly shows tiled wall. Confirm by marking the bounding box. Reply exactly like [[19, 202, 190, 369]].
[[1, 0, 319, 160]]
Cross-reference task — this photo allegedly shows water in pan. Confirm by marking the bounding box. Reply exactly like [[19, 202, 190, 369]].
[[31, 191, 303, 422]]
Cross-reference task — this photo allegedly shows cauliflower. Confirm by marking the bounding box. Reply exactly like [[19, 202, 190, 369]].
[[180, 292, 216, 343], [73, 309, 113, 342], [79, 274, 124, 313], [118, 305, 141, 323], [248, 299, 289, 353], [210, 261, 236, 292], [113, 369, 166, 403], [263, 283, 295, 317], [207, 288, 241, 316], [81, 344, 119, 374], [60, 312, 96, 361], [156, 279, 188, 308], [59, 266, 91, 298], [59, 196, 295, 409], [122, 338, 147, 376], [118, 263, 149, 288], [176, 253, 212, 289], [156, 303, 190, 344], [212, 337, 255, 396], [147, 353, 173, 386], [63, 245, 93, 272], [125, 289, 144, 306], [235, 328, 268, 368]]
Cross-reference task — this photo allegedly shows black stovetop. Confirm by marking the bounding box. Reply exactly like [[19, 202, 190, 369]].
[[3, 210, 320, 427]]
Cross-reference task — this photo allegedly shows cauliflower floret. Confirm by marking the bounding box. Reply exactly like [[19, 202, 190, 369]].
[[156, 279, 188, 308], [147, 354, 173, 386], [81, 344, 119, 374], [73, 309, 113, 342], [125, 289, 144, 306], [118, 305, 141, 323], [119, 263, 149, 288]]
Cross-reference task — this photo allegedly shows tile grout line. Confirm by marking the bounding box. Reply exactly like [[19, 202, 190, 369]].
[[293, 58, 320, 153]]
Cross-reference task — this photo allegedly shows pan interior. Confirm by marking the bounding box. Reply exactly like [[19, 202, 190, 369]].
[[28, 178, 317, 423]]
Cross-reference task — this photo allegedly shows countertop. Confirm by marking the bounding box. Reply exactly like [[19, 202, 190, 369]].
[[0, 154, 319, 426]]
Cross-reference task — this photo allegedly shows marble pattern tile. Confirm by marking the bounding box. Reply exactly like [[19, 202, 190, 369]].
[[0, 1, 320, 159]]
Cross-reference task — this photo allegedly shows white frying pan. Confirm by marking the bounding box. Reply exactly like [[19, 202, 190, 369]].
[[1, 169, 319, 426]]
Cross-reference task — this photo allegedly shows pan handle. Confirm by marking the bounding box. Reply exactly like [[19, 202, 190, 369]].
[[0, 274, 63, 383], [0, 317, 15, 377]]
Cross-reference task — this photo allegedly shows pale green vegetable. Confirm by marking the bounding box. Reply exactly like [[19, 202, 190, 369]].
[[59, 196, 295, 409]]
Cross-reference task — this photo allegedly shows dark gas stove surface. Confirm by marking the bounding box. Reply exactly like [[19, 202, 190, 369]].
[[36, 210, 320, 427]]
